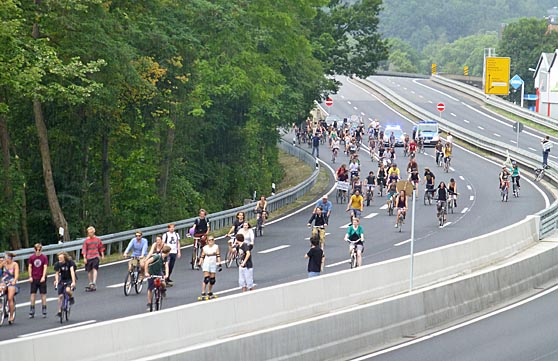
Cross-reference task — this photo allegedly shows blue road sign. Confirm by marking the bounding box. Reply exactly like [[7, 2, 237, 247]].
[[510, 74, 523, 90]]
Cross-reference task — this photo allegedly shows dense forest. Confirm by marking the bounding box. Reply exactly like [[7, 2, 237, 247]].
[[378, 0, 558, 82], [0, 0, 388, 249]]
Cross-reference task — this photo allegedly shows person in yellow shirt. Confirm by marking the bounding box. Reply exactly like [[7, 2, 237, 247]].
[[443, 143, 452, 168], [346, 189, 364, 221], [387, 163, 400, 185]]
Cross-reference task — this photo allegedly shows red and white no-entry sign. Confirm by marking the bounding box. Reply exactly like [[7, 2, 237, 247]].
[[325, 97, 334, 107], [437, 102, 445, 112]]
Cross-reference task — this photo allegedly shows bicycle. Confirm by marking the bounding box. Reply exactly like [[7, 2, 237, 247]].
[[448, 190, 458, 213], [436, 152, 444, 167], [443, 157, 451, 173], [387, 195, 394, 216], [148, 275, 165, 312], [255, 210, 266, 237], [190, 235, 204, 270], [332, 147, 339, 163], [336, 181, 350, 204], [58, 281, 72, 323], [534, 165, 548, 182], [225, 238, 242, 268], [347, 239, 362, 269], [501, 181, 509, 202], [396, 209, 405, 232], [437, 200, 447, 227], [124, 256, 144, 296], [512, 177, 520, 197], [365, 186, 374, 206], [424, 187, 434, 205], [0, 283, 15, 326]]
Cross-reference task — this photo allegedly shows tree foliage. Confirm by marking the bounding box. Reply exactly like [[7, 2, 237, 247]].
[[0, 0, 386, 248]]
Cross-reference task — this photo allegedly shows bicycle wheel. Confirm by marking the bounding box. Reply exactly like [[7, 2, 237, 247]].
[[0, 296, 6, 326], [423, 193, 428, 205], [59, 299, 65, 323], [65, 302, 70, 322], [135, 274, 144, 294], [191, 246, 198, 270], [149, 291, 155, 312], [398, 216, 403, 233], [156, 289, 163, 311], [124, 272, 133, 296], [388, 203, 393, 216], [225, 250, 234, 268], [336, 191, 341, 204], [350, 251, 357, 269]]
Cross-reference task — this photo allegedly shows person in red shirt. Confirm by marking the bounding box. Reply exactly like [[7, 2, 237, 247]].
[[408, 139, 417, 155], [82, 226, 105, 291], [28, 243, 48, 318]]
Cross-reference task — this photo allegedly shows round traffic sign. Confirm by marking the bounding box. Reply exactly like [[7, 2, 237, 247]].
[[437, 103, 445, 112], [325, 97, 333, 107]]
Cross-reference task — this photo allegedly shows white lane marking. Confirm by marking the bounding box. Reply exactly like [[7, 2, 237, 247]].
[[350, 284, 558, 361], [427, 100, 433, 104], [477, 126, 485, 130], [258, 245, 290, 254], [394, 238, 412, 246], [411, 91, 415, 94], [494, 133, 501, 137], [463, 119, 470, 123], [107, 282, 125, 288], [364, 213, 379, 219], [305, 232, 331, 240], [214, 284, 258, 295], [467, 185, 472, 191], [403, 87, 407, 90], [529, 147, 537, 152], [461, 207, 469, 214], [379, 204, 388, 210], [412, 80, 459, 101], [439, 221, 452, 229], [353, 106, 358, 110], [551, 155, 558, 159], [469, 196, 474, 201], [510, 140, 517, 144], [340, 95, 345, 99], [449, 167, 455, 172], [340, 223, 351, 229], [19, 320, 97, 338], [347, 101, 352, 105], [450, 113, 457, 117], [419, 95, 424, 98], [361, 112, 365, 116], [345, 77, 550, 208], [459, 176, 465, 181], [17, 297, 58, 308], [325, 259, 349, 268]]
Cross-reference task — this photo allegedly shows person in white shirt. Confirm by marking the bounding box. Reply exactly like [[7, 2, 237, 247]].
[[162, 223, 181, 283], [197, 236, 221, 300]]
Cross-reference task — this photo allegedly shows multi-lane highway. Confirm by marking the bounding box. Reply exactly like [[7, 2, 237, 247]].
[[0, 76, 551, 346]]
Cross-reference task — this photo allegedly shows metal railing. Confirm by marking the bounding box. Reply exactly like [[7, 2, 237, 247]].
[[3, 139, 320, 268], [431, 75, 558, 132], [359, 76, 558, 238]]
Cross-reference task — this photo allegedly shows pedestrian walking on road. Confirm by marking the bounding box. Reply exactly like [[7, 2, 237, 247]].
[[305, 235, 323, 278], [162, 224, 181, 284], [28, 243, 48, 318], [542, 135, 552, 169], [312, 132, 321, 158]]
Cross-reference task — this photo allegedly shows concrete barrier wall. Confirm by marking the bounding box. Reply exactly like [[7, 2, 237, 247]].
[[0, 216, 541, 361]]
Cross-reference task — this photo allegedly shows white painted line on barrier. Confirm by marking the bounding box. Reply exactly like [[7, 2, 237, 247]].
[[17, 297, 58, 308], [325, 259, 349, 268], [364, 213, 378, 219], [529, 147, 537, 152], [494, 133, 501, 137], [467, 185, 472, 191], [463, 119, 470, 123], [461, 207, 469, 214], [477, 126, 485, 130], [258, 245, 290, 254], [469, 196, 474, 201], [18, 320, 97, 338], [459, 176, 465, 181], [394, 238, 412, 246]]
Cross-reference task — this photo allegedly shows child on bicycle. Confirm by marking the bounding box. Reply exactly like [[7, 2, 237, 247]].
[[144, 245, 171, 311], [344, 218, 364, 267]]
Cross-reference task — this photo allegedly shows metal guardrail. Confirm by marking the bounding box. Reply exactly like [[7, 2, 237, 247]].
[[359, 76, 558, 238], [431, 75, 558, 132], [4, 139, 320, 268]]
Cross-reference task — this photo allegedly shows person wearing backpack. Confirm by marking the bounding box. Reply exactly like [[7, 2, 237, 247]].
[[162, 224, 181, 284]]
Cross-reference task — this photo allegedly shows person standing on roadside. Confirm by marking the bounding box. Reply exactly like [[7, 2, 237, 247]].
[[162, 224, 181, 284], [305, 235, 323, 277], [236, 234, 254, 292], [312, 132, 321, 158], [542, 135, 552, 169], [28, 243, 48, 318], [82, 226, 105, 292]]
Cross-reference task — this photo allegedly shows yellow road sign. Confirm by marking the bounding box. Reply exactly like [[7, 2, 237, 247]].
[[484, 57, 510, 95], [431, 63, 437, 75], [464, 66, 469, 76]]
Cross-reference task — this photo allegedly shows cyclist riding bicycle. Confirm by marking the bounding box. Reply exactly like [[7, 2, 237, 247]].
[[351, 176, 363, 195], [443, 143, 452, 166], [511, 161, 521, 191], [408, 138, 417, 156], [226, 211, 246, 254], [499, 166, 511, 191], [387, 163, 400, 185], [144, 245, 171, 311], [344, 218, 364, 267], [448, 178, 458, 208], [1, 252, 19, 324], [337, 164, 349, 181], [315, 195, 332, 224], [365, 171, 376, 200], [346, 189, 364, 221], [348, 158, 360, 181], [307, 206, 328, 250], [53, 252, 76, 319], [394, 190, 408, 228], [191, 209, 211, 247], [123, 231, 148, 281], [436, 182, 449, 223], [254, 196, 268, 226], [386, 181, 398, 208], [423, 167, 436, 195], [407, 157, 419, 192], [377, 163, 387, 195]]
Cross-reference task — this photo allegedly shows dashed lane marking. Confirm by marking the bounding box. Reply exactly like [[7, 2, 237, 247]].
[[258, 245, 291, 254], [461, 207, 469, 214]]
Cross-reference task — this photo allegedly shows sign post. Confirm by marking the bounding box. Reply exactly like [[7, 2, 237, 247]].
[[437, 102, 445, 122], [509, 74, 524, 108], [513, 121, 524, 151]]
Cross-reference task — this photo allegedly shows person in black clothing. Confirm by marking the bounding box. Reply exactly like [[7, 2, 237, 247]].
[[53, 252, 77, 317], [305, 235, 323, 277], [436, 181, 449, 222], [312, 132, 321, 158], [307, 206, 327, 251]]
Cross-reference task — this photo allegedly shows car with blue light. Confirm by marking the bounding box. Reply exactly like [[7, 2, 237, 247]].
[[413, 120, 440, 147]]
